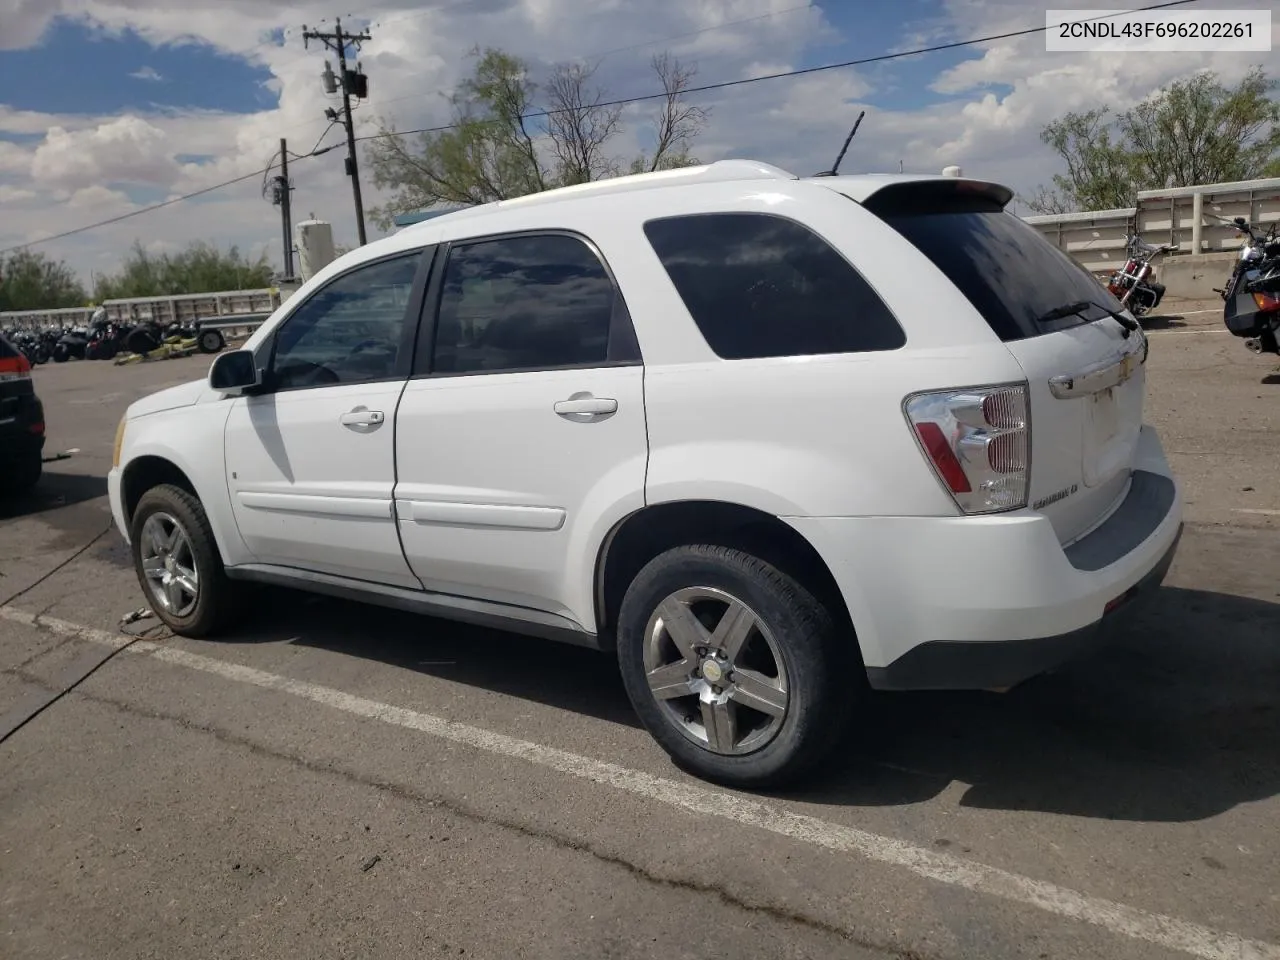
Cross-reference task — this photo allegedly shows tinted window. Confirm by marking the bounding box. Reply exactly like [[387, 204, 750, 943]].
[[431, 234, 623, 374], [872, 203, 1124, 342], [0, 333, 17, 358], [271, 253, 421, 390], [643, 213, 904, 359]]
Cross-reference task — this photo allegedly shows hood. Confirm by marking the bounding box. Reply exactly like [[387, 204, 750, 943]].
[[126, 378, 211, 419]]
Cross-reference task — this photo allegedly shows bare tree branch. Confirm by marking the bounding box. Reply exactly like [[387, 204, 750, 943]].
[[648, 53, 708, 172], [546, 61, 622, 184]]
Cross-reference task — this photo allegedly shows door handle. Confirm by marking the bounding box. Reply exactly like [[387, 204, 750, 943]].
[[339, 408, 385, 427], [554, 395, 618, 420]]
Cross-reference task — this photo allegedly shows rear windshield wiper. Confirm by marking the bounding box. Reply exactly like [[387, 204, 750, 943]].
[[1034, 301, 1092, 323], [1035, 300, 1138, 337]]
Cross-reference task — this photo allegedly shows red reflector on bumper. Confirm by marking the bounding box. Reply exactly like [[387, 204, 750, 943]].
[[29, 421, 44, 435]]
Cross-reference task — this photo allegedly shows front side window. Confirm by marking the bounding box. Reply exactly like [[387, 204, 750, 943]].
[[643, 213, 906, 359], [270, 252, 421, 390], [430, 234, 625, 374]]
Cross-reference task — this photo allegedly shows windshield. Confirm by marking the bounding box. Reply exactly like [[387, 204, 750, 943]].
[[873, 206, 1124, 342]]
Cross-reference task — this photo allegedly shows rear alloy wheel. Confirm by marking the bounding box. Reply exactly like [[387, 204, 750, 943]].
[[618, 545, 853, 788], [129, 483, 242, 637]]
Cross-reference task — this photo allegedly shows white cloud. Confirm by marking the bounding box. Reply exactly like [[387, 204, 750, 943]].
[[0, 184, 37, 202], [130, 65, 163, 81], [31, 115, 179, 190]]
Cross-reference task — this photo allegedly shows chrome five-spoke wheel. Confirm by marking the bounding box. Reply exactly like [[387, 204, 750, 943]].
[[139, 511, 200, 617], [643, 586, 789, 755]]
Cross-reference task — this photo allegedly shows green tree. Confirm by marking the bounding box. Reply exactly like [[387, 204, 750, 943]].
[[366, 48, 708, 227], [1028, 68, 1280, 213], [94, 241, 273, 299], [0, 249, 87, 312]]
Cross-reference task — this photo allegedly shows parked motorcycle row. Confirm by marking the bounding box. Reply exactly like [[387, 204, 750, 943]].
[[0, 318, 226, 367], [1105, 217, 1280, 358]]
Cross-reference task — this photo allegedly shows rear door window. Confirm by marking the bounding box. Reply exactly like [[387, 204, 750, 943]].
[[644, 212, 905, 359], [865, 191, 1125, 342]]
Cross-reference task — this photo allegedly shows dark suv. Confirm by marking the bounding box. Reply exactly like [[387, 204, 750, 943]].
[[0, 330, 45, 494]]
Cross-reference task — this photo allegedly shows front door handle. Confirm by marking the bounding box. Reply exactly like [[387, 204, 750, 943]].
[[339, 408, 385, 427], [554, 394, 618, 421]]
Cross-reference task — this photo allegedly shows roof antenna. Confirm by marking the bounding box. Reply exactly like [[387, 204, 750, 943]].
[[812, 110, 865, 178]]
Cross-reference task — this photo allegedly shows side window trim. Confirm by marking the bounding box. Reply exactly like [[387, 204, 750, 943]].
[[410, 228, 642, 380], [259, 245, 437, 395]]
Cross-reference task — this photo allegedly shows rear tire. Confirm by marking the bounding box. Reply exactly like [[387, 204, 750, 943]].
[[617, 544, 853, 789], [0, 452, 42, 495], [129, 483, 243, 637]]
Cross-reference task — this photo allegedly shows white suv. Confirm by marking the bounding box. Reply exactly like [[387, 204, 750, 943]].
[[108, 160, 1183, 787]]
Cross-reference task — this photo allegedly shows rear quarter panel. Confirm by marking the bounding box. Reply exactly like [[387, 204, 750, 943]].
[[622, 181, 1027, 517]]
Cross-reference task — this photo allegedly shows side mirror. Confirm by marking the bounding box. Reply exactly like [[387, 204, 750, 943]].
[[209, 349, 260, 394]]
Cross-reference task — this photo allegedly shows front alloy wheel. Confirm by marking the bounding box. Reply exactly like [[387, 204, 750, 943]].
[[139, 511, 200, 617]]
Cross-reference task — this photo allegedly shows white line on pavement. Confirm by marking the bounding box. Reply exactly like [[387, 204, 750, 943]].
[[1146, 328, 1230, 336], [3, 605, 1277, 960], [1233, 508, 1280, 516]]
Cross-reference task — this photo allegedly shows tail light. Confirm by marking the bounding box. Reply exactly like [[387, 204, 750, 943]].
[[904, 383, 1030, 514], [0, 353, 32, 382], [1252, 291, 1280, 312]]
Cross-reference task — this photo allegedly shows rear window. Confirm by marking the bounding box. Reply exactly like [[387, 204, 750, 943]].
[[866, 191, 1124, 342], [0, 333, 17, 358], [643, 212, 905, 359]]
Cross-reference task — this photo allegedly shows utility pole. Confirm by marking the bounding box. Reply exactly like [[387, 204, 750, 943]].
[[278, 138, 295, 277], [264, 138, 295, 278], [303, 18, 371, 245]]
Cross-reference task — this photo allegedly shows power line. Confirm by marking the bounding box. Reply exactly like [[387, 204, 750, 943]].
[[0, 168, 274, 256], [2, 0, 1201, 254], [355, 0, 1201, 143]]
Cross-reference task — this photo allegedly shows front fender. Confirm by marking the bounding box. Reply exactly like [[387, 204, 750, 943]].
[[118, 400, 250, 566]]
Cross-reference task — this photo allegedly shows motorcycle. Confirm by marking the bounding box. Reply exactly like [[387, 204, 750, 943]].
[[1106, 233, 1175, 318], [52, 325, 90, 362], [1214, 216, 1280, 302], [85, 318, 131, 360], [1221, 220, 1280, 356]]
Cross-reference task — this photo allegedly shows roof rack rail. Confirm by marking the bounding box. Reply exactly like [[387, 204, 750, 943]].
[[495, 159, 797, 210]]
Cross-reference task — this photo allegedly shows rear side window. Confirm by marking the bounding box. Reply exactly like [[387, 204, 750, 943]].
[[644, 213, 905, 359], [867, 191, 1125, 342]]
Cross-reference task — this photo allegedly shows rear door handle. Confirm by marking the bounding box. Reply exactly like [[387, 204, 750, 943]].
[[554, 395, 618, 420], [339, 408, 385, 427]]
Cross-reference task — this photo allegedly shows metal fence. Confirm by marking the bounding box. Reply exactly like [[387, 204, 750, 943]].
[[1, 288, 282, 333], [1024, 176, 1280, 274]]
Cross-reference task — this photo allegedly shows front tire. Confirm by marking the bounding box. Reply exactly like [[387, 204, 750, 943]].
[[617, 544, 853, 789], [129, 484, 242, 637]]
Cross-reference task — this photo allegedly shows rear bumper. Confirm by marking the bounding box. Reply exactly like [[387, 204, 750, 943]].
[[864, 525, 1180, 690], [786, 424, 1183, 690]]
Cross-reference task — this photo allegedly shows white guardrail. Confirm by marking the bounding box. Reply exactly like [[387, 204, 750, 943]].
[[1024, 176, 1280, 274], [1, 288, 284, 335]]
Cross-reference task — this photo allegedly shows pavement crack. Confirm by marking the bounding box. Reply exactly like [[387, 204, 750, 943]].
[[3, 636, 79, 675], [57, 685, 931, 960]]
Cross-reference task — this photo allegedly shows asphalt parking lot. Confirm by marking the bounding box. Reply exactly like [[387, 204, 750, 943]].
[[2, 301, 1277, 960]]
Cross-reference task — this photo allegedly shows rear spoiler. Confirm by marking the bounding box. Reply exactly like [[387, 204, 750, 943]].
[[855, 179, 1015, 217]]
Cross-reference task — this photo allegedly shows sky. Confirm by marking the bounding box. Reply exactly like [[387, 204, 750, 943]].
[[0, 0, 1277, 287]]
